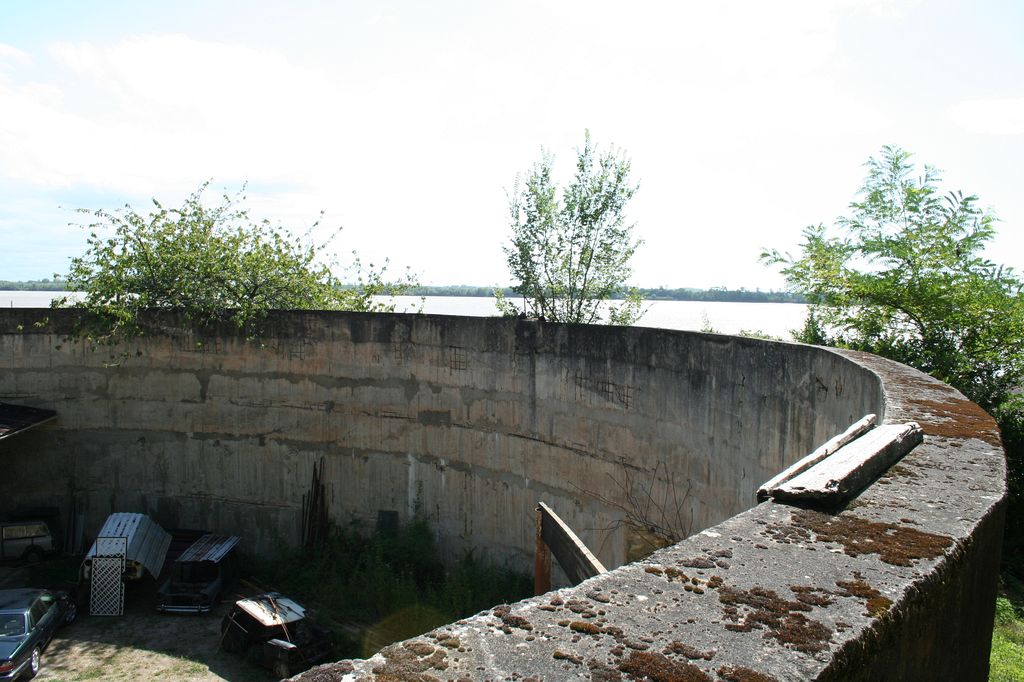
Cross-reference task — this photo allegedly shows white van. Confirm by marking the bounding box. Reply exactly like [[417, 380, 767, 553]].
[[0, 520, 54, 563]]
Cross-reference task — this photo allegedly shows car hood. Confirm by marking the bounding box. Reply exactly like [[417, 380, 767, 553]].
[[0, 636, 27, 660]]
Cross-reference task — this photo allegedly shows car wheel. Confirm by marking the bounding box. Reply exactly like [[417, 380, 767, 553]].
[[24, 647, 41, 679], [23, 547, 43, 564], [64, 601, 78, 625]]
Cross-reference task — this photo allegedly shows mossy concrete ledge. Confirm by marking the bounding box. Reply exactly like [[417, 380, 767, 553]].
[[0, 310, 1005, 681]]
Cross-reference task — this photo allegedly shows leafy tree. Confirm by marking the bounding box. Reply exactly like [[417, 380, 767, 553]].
[[762, 146, 1024, 579], [60, 182, 414, 343], [497, 132, 644, 325], [762, 145, 1024, 413]]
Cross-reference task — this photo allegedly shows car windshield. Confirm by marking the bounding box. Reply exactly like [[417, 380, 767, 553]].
[[0, 612, 26, 637]]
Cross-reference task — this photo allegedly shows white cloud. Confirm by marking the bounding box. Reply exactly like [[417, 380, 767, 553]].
[[0, 43, 31, 66], [0, 35, 378, 197], [0, 3, 889, 198], [835, 0, 918, 17], [950, 97, 1024, 136]]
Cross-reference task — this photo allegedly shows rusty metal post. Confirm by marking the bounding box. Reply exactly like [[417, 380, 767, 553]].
[[534, 505, 551, 595]]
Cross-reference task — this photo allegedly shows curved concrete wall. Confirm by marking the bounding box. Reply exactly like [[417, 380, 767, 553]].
[[0, 310, 1005, 680], [2, 310, 880, 572]]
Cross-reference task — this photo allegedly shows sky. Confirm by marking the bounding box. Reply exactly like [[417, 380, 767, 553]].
[[1, 0, 1022, 290]]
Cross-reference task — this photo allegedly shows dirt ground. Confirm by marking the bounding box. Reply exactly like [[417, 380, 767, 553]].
[[1, 560, 289, 681]]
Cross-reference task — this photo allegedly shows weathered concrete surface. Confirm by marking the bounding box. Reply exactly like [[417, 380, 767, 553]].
[[0, 310, 880, 573], [0, 310, 1005, 680]]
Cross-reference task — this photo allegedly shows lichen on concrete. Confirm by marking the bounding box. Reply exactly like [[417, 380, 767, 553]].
[[772, 509, 953, 567]]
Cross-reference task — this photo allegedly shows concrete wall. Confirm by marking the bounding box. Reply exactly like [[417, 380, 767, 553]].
[[1, 310, 881, 573]]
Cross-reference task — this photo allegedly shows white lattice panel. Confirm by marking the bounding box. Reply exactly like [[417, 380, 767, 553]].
[[90, 536, 126, 616]]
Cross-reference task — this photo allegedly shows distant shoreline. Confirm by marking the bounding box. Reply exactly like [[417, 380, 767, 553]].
[[0, 280, 67, 292], [1, 281, 807, 305], [402, 286, 807, 304]]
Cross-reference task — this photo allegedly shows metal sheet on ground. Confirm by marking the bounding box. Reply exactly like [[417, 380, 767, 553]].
[[0, 402, 56, 441]]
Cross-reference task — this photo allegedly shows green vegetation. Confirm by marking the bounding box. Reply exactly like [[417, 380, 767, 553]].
[[763, 145, 1024, 413], [634, 287, 805, 303], [992, 588, 1024, 681], [415, 285, 514, 298], [408, 284, 805, 303], [58, 182, 414, 344], [254, 515, 531, 658], [696, 313, 781, 341], [0, 279, 65, 291], [2, 280, 806, 304], [498, 131, 643, 324], [762, 145, 1024, 681]]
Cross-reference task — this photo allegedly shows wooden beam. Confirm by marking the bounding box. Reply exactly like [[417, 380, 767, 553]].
[[771, 422, 923, 506], [537, 502, 607, 587], [757, 414, 877, 501], [534, 506, 551, 595]]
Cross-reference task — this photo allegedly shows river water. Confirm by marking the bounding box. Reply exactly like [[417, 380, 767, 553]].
[[0, 292, 808, 338]]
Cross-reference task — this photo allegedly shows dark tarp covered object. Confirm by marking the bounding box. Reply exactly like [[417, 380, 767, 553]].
[[0, 402, 56, 441]]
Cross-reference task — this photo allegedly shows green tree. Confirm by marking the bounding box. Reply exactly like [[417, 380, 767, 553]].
[[60, 182, 415, 343], [497, 132, 643, 325], [762, 145, 1024, 582], [762, 145, 1024, 413]]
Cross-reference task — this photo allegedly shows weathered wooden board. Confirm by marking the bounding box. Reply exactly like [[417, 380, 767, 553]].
[[770, 422, 923, 506], [537, 502, 607, 587], [535, 506, 552, 595], [757, 414, 877, 502]]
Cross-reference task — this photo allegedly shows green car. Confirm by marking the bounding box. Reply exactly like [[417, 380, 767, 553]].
[[0, 589, 77, 680]]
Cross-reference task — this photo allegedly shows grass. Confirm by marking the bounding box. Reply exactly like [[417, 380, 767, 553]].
[[252, 515, 532, 659], [46, 655, 210, 682], [992, 586, 1024, 681]]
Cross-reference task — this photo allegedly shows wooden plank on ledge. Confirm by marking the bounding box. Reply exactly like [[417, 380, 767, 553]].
[[757, 414, 877, 502], [770, 422, 923, 506]]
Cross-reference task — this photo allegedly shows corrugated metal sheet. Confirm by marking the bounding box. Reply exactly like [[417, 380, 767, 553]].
[[0, 402, 56, 441], [236, 593, 306, 626], [85, 513, 171, 579], [177, 534, 240, 564]]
